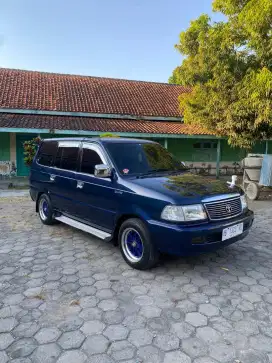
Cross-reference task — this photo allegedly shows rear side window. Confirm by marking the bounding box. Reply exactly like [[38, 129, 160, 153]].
[[54, 142, 79, 171], [81, 148, 103, 175], [37, 141, 58, 167]]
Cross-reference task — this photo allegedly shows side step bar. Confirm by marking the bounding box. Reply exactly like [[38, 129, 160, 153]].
[[55, 215, 111, 240]]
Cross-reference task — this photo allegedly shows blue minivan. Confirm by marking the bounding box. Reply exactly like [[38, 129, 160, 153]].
[[30, 138, 254, 269]]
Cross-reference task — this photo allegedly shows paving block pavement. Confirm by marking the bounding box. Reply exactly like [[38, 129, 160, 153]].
[[0, 197, 272, 362]]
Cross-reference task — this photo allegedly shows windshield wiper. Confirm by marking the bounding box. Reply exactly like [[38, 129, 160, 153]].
[[136, 168, 170, 178]]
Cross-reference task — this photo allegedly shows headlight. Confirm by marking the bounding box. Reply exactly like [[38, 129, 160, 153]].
[[161, 204, 207, 222], [240, 194, 248, 210]]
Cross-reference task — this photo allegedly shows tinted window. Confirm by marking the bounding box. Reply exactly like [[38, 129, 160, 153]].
[[37, 141, 58, 166], [105, 142, 187, 175], [54, 144, 79, 171], [81, 148, 103, 175]]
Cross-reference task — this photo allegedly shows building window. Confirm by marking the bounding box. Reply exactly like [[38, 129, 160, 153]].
[[193, 142, 217, 149]]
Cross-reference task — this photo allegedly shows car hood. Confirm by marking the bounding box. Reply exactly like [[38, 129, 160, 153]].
[[129, 173, 241, 203]]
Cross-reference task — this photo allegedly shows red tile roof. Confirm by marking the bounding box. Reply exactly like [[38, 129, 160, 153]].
[[0, 68, 189, 118], [0, 113, 213, 135]]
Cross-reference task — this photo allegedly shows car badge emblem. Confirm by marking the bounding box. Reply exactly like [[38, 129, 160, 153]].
[[225, 204, 232, 213]]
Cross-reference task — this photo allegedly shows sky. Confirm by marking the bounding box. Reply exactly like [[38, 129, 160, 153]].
[[0, 0, 221, 82]]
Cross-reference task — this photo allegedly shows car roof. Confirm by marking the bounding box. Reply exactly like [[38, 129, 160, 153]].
[[42, 137, 156, 144]]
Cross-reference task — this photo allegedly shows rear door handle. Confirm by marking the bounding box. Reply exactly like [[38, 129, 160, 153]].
[[77, 181, 84, 189], [50, 174, 56, 182]]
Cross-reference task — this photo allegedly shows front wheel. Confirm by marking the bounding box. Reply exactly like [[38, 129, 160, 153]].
[[38, 194, 56, 225], [119, 218, 159, 270]]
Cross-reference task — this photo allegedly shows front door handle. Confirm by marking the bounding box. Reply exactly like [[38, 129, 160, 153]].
[[77, 181, 84, 189], [50, 174, 56, 182]]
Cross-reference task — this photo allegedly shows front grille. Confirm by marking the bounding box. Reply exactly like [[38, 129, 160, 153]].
[[204, 197, 242, 221]]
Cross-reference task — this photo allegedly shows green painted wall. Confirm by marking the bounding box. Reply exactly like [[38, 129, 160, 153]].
[[168, 138, 219, 162], [220, 140, 246, 162], [167, 138, 271, 163], [0, 133, 10, 161]]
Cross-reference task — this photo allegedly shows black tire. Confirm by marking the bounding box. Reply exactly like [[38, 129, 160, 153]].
[[118, 218, 159, 270], [37, 193, 56, 225]]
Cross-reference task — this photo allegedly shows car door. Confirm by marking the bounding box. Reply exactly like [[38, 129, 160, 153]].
[[31, 140, 59, 198], [74, 142, 117, 232], [49, 140, 80, 215]]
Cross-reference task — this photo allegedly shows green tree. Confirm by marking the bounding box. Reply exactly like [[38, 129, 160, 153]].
[[170, 0, 272, 149]]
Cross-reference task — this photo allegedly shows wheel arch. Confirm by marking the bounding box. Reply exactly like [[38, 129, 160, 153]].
[[35, 190, 50, 212], [113, 214, 146, 245]]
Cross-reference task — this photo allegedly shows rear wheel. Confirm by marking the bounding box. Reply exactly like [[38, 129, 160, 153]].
[[38, 194, 56, 225], [119, 218, 159, 270]]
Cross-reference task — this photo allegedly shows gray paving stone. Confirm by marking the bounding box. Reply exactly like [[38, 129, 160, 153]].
[[13, 322, 40, 338], [56, 350, 88, 363], [154, 333, 179, 351], [34, 327, 61, 344], [103, 324, 129, 340], [87, 354, 114, 363], [137, 345, 164, 363], [241, 291, 263, 303], [182, 337, 208, 358], [122, 314, 146, 329], [82, 335, 109, 355], [134, 295, 154, 306], [108, 340, 136, 360], [7, 359, 32, 363], [171, 322, 195, 339], [0, 317, 17, 332], [0, 351, 8, 363], [198, 303, 219, 317], [185, 312, 207, 327], [128, 328, 154, 347], [194, 358, 218, 363], [0, 333, 14, 350], [176, 300, 197, 313], [102, 310, 124, 324], [0, 305, 21, 318], [249, 335, 272, 353], [234, 320, 259, 335], [163, 351, 191, 363], [7, 338, 37, 359], [140, 305, 162, 319], [196, 326, 222, 344], [58, 316, 84, 332], [58, 330, 85, 349], [80, 320, 105, 335], [209, 342, 236, 362], [30, 343, 61, 363], [98, 299, 118, 311], [237, 349, 270, 363]]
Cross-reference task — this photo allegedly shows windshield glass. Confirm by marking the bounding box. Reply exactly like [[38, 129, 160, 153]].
[[105, 142, 187, 176]]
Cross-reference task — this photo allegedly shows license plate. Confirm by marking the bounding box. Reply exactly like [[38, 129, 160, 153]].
[[222, 223, 243, 241]]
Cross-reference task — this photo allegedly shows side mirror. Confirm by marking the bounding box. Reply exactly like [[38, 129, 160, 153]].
[[94, 164, 112, 178]]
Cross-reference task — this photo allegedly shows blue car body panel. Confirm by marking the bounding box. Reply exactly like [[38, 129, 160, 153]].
[[30, 137, 254, 256]]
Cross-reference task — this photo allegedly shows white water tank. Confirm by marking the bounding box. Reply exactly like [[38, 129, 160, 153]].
[[242, 154, 263, 182]]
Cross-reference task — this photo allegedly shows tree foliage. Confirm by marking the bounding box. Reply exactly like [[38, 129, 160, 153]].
[[170, 0, 272, 148], [23, 137, 41, 166]]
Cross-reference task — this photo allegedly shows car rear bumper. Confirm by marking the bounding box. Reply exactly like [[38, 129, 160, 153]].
[[147, 210, 254, 256]]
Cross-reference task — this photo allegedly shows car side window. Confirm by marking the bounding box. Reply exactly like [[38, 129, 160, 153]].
[[54, 142, 79, 171], [81, 147, 103, 175], [37, 141, 58, 166]]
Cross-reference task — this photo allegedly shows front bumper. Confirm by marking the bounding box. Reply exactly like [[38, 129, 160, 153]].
[[148, 210, 254, 256]]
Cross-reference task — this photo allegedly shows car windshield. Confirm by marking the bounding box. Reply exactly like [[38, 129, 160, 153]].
[[105, 142, 187, 176]]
